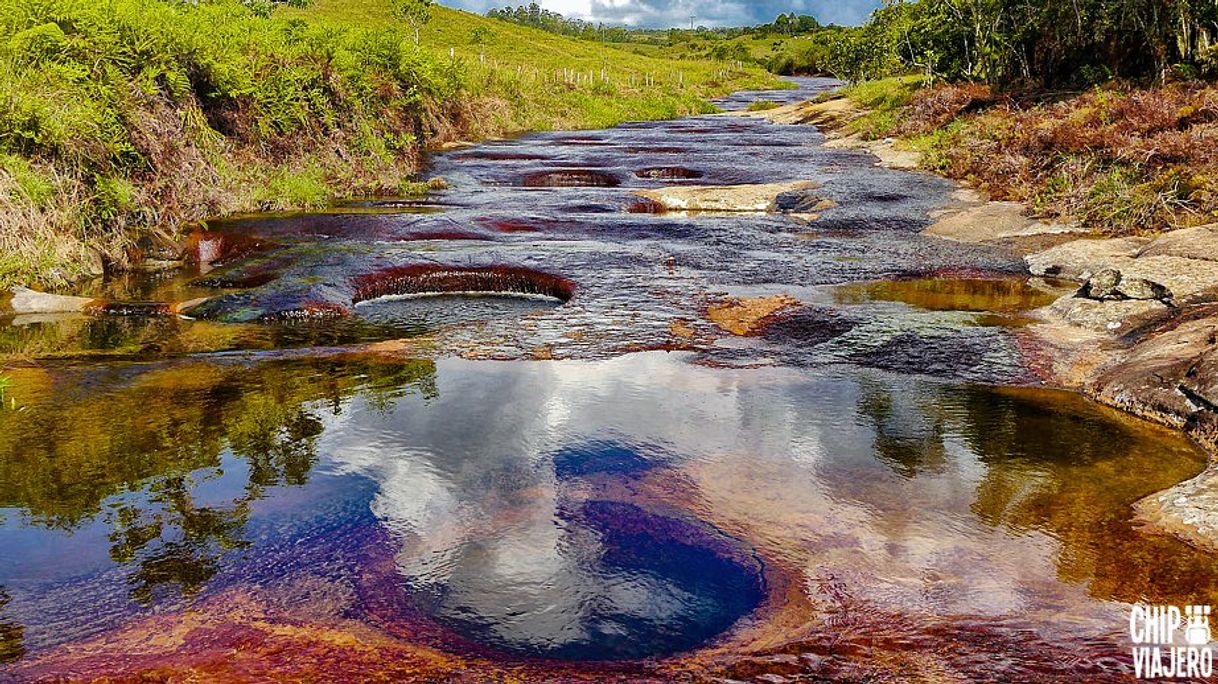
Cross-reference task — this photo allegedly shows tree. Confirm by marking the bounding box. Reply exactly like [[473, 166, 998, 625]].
[[391, 0, 434, 44]]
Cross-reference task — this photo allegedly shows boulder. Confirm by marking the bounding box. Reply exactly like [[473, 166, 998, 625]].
[[1075, 268, 1174, 305], [1080, 268, 1123, 300], [1117, 276, 1173, 303], [1026, 237, 1149, 279]]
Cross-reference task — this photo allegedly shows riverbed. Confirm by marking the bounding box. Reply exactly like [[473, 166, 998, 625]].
[[0, 78, 1213, 681]]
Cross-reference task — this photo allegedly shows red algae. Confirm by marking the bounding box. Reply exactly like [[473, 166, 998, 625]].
[[187, 230, 268, 266], [351, 265, 577, 304], [635, 167, 704, 180], [522, 170, 621, 188], [477, 218, 542, 234], [626, 197, 666, 214]]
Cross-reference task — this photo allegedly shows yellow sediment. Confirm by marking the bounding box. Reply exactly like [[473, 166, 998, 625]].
[[706, 295, 800, 336]]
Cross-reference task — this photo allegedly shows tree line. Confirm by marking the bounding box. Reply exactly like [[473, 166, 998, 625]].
[[818, 0, 1218, 86], [485, 4, 821, 45]]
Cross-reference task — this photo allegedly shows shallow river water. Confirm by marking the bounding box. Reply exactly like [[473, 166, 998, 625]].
[[1, 78, 1215, 681]]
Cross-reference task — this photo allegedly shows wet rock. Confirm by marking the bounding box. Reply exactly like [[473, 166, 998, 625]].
[[9, 286, 94, 314], [762, 307, 857, 347], [1136, 465, 1218, 554], [707, 295, 800, 336], [850, 331, 996, 378], [351, 265, 577, 304], [772, 190, 829, 214], [132, 232, 183, 262], [522, 169, 620, 188], [635, 166, 703, 180], [635, 182, 819, 213], [823, 133, 922, 169]]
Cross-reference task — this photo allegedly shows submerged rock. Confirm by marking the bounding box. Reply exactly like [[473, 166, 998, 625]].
[[9, 286, 94, 314]]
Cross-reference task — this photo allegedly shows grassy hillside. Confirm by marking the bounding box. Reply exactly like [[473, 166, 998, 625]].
[[0, 0, 779, 289], [292, 2, 779, 132]]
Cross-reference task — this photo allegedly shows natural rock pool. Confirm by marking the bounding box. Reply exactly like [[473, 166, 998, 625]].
[[1, 78, 1216, 681]]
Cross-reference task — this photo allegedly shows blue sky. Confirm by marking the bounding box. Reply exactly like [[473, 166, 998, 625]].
[[441, 1, 884, 28]]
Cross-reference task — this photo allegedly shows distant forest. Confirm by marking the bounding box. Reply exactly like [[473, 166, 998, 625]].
[[485, 3, 821, 45]]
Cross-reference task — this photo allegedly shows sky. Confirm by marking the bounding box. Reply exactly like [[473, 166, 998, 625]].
[[441, 0, 885, 28]]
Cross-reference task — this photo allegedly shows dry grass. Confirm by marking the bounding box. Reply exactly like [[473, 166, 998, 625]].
[[889, 81, 1218, 234]]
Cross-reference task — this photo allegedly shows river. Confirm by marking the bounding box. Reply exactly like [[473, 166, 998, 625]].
[[0, 78, 1214, 681]]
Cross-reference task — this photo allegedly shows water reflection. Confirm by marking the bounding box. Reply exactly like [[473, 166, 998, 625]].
[[1, 352, 1216, 679], [0, 588, 23, 665], [0, 354, 436, 622]]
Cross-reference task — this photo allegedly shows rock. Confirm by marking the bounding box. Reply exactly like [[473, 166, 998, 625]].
[[9, 286, 94, 314], [707, 295, 800, 336], [772, 189, 823, 213], [1074, 268, 1174, 305], [1135, 465, 1218, 554], [1137, 223, 1218, 262], [1117, 276, 1173, 303], [1028, 236, 1218, 301], [1048, 296, 1169, 333], [1026, 237, 1149, 279], [634, 181, 819, 213], [822, 132, 921, 169], [84, 248, 106, 277], [1081, 268, 1123, 300], [926, 201, 1083, 243], [133, 232, 183, 262]]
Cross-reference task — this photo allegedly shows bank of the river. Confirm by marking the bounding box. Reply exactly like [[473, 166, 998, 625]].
[[743, 88, 1218, 554], [0, 0, 778, 290]]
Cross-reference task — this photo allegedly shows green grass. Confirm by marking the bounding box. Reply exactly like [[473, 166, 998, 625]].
[[842, 75, 926, 138], [289, 2, 781, 132], [746, 100, 782, 111]]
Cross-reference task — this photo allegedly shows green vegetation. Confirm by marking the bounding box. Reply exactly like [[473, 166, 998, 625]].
[[746, 100, 781, 112], [0, 0, 777, 289], [294, 0, 778, 132], [0, 374, 11, 410], [815, 0, 1218, 86], [802, 1, 1218, 236]]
